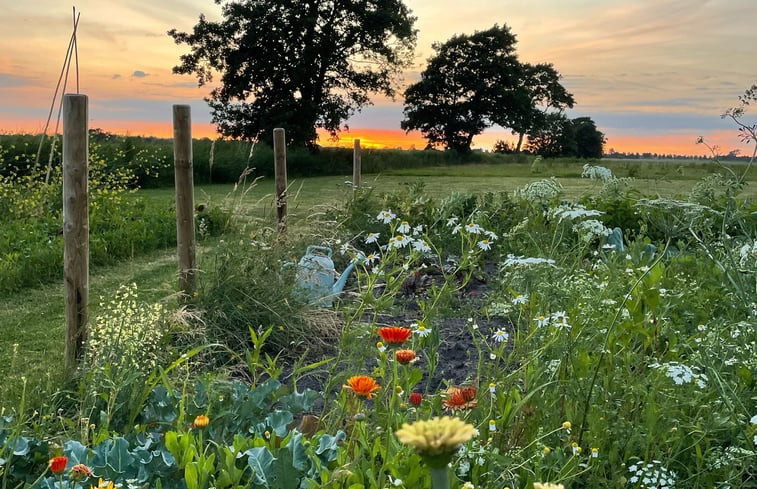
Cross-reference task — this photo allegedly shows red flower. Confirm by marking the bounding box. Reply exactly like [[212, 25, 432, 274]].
[[70, 463, 94, 480], [49, 456, 68, 474], [409, 392, 422, 406], [443, 386, 478, 410], [377, 326, 412, 344], [395, 349, 416, 365], [344, 375, 381, 400]]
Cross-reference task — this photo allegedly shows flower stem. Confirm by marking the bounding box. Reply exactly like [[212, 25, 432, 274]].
[[430, 466, 450, 489]]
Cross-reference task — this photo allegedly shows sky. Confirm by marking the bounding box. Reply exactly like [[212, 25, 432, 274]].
[[0, 0, 755, 156]]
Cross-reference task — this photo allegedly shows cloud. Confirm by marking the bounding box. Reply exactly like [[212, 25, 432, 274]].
[[131, 70, 149, 78], [0, 73, 30, 87]]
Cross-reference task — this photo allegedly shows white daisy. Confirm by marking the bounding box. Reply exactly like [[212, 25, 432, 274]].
[[412, 239, 431, 253], [376, 209, 396, 224], [397, 220, 411, 234], [365, 232, 380, 244], [477, 239, 491, 251], [446, 216, 459, 227], [491, 329, 509, 343], [465, 222, 483, 234]]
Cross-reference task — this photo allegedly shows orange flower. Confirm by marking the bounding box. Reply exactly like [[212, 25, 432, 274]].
[[395, 349, 417, 365], [378, 326, 412, 344], [70, 463, 93, 480], [49, 456, 68, 474], [344, 375, 381, 400], [443, 386, 478, 410], [193, 414, 210, 428]]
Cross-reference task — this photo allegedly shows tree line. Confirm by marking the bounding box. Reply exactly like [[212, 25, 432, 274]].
[[170, 0, 604, 158]]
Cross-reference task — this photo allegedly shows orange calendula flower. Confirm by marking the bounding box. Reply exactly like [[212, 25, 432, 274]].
[[344, 375, 381, 400], [49, 456, 68, 474], [70, 463, 94, 480], [193, 414, 210, 428], [92, 478, 115, 489], [443, 386, 478, 410], [395, 349, 416, 364], [377, 326, 412, 344]]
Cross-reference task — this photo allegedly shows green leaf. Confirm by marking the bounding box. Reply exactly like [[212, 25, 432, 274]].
[[64, 440, 90, 464], [265, 410, 294, 438], [245, 446, 275, 488], [185, 462, 199, 489]]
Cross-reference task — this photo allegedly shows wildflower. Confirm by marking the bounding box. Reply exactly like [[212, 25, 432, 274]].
[[388, 234, 411, 249], [413, 239, 431, 253], [485, 230, 498, 240], [344, 375, 381, 400], [395, 349, 417, 365], [562, 421, 571, 431], [751, 414, 757, 425], [551, 311, 570, 330], [477, 239, 491, 251], [395, 416, 476, 465], [543, 447, 551, 455], [365, 252, 379, 265], [591, 447, 599, 458], [491, 329, 508, 343], [365, 232, 380, 244], [489, 353, 496, 360], [462, 483, 475, 489], [489, 382, 496, 395], [512, 293, 528, 305], [415, 324, 432, 337], [377, 341, 386, 353], [193, 414, 209, 428], [70, 464, 93, 480], [396, 385, 404, 395], [488, 420, 496, 432], [49, 456, 68, 474], [92, 479, 115, 489], [534, 315, 549, 327], [444, 386, 477, 410], [377, 209, 396, 223], [452, 224, 462, 234], [398, 221, 411, 234], [571, 442, 580, 456], [409, 392, 422, 406], [446, 216, 459, 227], [413, 224, 424, 235], [378, 326, 412, 344], [533, 483, 565, 489], [465, 222, 483, 234]]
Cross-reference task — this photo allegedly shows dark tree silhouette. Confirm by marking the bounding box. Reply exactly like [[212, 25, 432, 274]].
[[169, 0, 417, 149]]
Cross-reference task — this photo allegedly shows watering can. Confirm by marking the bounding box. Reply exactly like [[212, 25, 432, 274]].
[[290, 245, 363, 307]]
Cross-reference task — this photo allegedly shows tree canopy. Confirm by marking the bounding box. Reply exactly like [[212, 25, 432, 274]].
[[401, 25, 525, 153], [526, 114, 605, 158], [401, 24, 575, 154], [169, 0, 417, 149]]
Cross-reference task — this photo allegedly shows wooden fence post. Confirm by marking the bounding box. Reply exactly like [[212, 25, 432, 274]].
[[63, 94, 89, 371], [352, 138, 361, 190], [273, 128, 287, 235], [173, 105, 196, 295]]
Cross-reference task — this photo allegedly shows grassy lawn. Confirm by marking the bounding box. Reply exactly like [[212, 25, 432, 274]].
[[2, 161, 755, 407]]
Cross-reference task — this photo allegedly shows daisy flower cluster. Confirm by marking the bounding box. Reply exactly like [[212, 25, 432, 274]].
[[372, 210, 432, 253], [446, 215, 498, 250], [533, 311, 571, 330]]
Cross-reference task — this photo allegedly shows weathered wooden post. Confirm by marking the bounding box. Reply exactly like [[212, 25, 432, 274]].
[[173, 105, 196, 295], [63, 94, 89, 371], [352, 138, 361, 190], [273, 128, 287, 235]]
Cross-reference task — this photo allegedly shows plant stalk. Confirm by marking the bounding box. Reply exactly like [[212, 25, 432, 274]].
[[430, 466, 450, 489]]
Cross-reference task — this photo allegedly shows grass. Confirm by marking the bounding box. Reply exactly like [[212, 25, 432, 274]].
[[2, 160, 756, 408]]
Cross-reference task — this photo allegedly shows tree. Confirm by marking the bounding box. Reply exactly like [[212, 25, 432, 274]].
[[525, 115, 605, 158], [525, 113, 575, 157], [508, 63, 575, 153], [401, 25, 524, 153], [169, 0, 417, 149], [572, 117, 605, 158]]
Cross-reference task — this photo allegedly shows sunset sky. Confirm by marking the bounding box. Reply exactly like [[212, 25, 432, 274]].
[[1, 0, 755, 156]]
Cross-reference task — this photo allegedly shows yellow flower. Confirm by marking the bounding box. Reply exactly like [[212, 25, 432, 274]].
[[91, 479, 115, 489], [395, 416, 476, 467], [562, 421, 571, 430], [534, 484, 565, 489], [193, 414, 210, 428]]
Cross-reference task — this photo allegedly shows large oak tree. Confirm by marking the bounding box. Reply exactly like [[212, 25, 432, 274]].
[[401, 25, 524, 153], [169, 0, 417, 149]]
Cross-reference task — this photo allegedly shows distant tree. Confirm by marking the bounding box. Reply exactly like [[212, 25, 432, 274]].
[[508, 63, 575, 153], [401, 25, 524, 153], [572, 117, 605, 158], [169, 0, 417, 149], [492, 139, 513, 154], [524, 113, 576, 157]]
